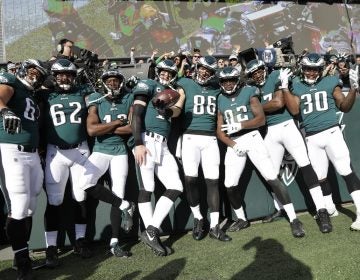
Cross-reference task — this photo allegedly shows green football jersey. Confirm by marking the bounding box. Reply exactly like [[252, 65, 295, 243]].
[[88, 89, 134, 155], [291, 75, 342, 134], [177, 77, 220, 134], [217, 85, 259, 126], [44, 85, 91, 146], [0, 73, 39, 147], [132, 79, 172, 138], [258, 70, 293, 126]]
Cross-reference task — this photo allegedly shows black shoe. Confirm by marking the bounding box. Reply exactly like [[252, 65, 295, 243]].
[[209, 225, 232, 242], [110, 242, 131, 258], [262, 209, 286, 223], [228, 219, 250, 232], [45, 246, 59, 268], [192, 218, 206, 241], [15, 250, 33, 280], [316, 208, 333, 233], [122, 202, 136, 233], [140, 225, 167, 256], [73, 238, 93, 258], [290, 219, 305, 238]]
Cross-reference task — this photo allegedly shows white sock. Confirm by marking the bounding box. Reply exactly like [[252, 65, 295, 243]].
[[350, 190, 360, 219], [119, 200, 130, 210], [283, 203, 297, 222], [110, 238, 118, 246], [309, 186, 326, 211], [138, 202, 153, 228], [190, 205, 203, 220], [45, 231, 58, 247], [75, 224, 86, 240], [152, 196, 174, 229], [234, 206, 247, 221], [324, 194, 336, 212], [210, 212, 219, 228]]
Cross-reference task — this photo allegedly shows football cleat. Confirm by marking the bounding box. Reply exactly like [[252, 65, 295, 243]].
[[228, 219, 250, 232], [122, 202, 136, 233], [350, 217, 360, 231], [45, 246, 59, 268], [262, 209, 286, 223], [315, 208, 333, 233], [140, 225, 167, 256], [209, 224, 232, 242], [192, 218, 206, 241], [110, 242, 131, 258], [73, 238, 93, 259], [290, 219, 305, 238]]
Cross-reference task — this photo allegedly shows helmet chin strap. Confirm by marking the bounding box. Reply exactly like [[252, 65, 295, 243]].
[[59, 84, 71, 91], [304, 76, 319, 85]]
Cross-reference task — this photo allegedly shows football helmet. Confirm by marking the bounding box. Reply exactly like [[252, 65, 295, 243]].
[[218, 67, 241, 95], [101, 69, 125, 98], [17, 59, 47, 90], [300, 53, 325, 85], [195, 56, 218, 85], [155, 59, 178, 86], [245, 59, 266, 86], [51, 59, 77, 91]]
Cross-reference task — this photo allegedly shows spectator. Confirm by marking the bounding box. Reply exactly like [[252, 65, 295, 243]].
[[6, 62, 17, 75]]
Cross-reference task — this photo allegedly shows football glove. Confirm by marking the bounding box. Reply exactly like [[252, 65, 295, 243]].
[[349, 66, 359, 90], [232, 143, 246, 157], [221, 122, 242, 135], [1, 108, 21, 134], [279, 68, 293, 89]]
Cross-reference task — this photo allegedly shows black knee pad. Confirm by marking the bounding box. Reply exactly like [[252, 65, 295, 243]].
[[343, 172, 360, 193], [267, 179, 291, 205], [163, 189, 182, 202], [300, 164, 319, 189], [138, 190, 152, 203], [319, 179, 332, 196]]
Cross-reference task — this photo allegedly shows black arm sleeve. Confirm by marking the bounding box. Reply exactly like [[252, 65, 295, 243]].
[[131, 94, 149, 146]]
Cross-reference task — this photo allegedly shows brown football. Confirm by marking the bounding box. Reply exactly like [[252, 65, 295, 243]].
[[152, 88, 180, 108]]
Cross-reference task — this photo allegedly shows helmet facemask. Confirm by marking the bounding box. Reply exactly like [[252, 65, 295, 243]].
[[54, 72, 76, 91], [218, 66, 241, 95], [103, 76, 124, 99], [300, 53, 325, 85], [17, 59, 47, 91], [155, 60, 178, 86]]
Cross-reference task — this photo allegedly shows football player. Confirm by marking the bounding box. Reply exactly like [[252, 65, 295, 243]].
[[82, 68, 134, 257], [42, 59, 134, 267], [132, 60, 185, 256], [283, 53, 360, 231], [0, 59, 47, 279], [177, 56, 231, 242], [216, 66, 305, 238], [245, 59, 332, 233]]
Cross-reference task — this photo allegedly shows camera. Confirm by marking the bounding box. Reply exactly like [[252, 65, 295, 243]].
[[72, 46, 99, 65]]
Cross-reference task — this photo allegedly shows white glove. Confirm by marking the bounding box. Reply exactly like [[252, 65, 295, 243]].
[[349, 66, 359, 90], [279, 68, 293, 89], [221, 122, 242, 135], [232, 143, 246, 157]]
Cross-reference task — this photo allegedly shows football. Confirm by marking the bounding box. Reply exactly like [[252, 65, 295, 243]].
[[152, 88, 180, 109]]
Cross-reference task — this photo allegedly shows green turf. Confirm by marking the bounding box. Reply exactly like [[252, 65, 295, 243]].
[[0, 204, 358, 280]]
